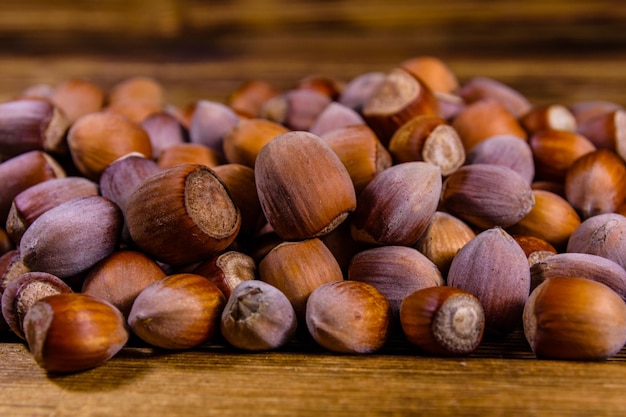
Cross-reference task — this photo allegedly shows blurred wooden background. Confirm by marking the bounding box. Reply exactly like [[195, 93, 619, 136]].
[[1, 0, 626, 107]]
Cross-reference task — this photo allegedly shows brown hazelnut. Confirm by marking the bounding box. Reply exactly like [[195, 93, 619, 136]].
[[400, 286, 485, 356], [23, 292, 129, 373], [305, 280, 391, 354], [523, 277, 626, 361], [128, 273, 226, 350]]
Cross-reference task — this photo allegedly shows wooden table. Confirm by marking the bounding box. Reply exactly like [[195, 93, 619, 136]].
[[2, 1, 626, 415]]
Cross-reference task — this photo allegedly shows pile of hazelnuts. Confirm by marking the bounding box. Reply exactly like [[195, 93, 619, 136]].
[[1, 56, 626, 374]]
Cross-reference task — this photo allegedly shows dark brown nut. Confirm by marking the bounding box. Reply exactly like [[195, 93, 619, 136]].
[[519, 104, 577, 134], [320, 125, 392, 195], [295, 74, 345, 100], [348, 246, 444, 318], [513, 235, 558, 267], [261, 89, 331, 131], [309, 102, 365, 136], [388, 115, 465, 176], [128, 273, 226, 350], [6, 176, 99, 245], [351, 161, 441, 246], [447, 227, 531, 335], [523, 277, 626, 361], [157, 143, 223, 170], [50, 78, 105, 124], [399, 56, 459, 94], [99, 154, 161, 214], [220, 280, 297, 351], [440, 164, 535, 230], [227, 79, 281, 119], [0, 98, 70, 159], [465, 134, 535, 184], [67, 111, 153, 181], [400, 286, 485, 356], [23, 293, 129, 373], [140, 111, 187, 159], [255, 131, 356, 241], [566, 213, 626, 270], [125, 164, 241, 266], [2, 271, 72, 338], [338, 72, 386, 113], [19, 196, 123, 279], [0, 150, 65, 224], [362, 67, 440, 145], [414, 211, 476, 278], [576, 109, 626, 157], [188, 100, 240, 157], [506, 190, 581, 250], [452, 99, 527, 152], [456, 76, 532, 119], [259, 238, 343, 321], [529, 129, 596, 182], [530, 252, 626, 301], [192, 251, 256, 299], [212, 163, 265, 238], [81, 250, 167, 318], [222, 118, 290, 168], [305, 280, 391, 354], [564, 149, 626, 219]]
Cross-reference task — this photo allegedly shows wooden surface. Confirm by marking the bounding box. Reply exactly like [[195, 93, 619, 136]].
[[2, 1, 626, 416]]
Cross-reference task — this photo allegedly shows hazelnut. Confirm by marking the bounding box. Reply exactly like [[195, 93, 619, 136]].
[[464, 134, 535, 184], [399, 56, 459, 94], [564, 149, 626, 219], [6, 176, 99, 245], [220, 280, 297, 351], [320, 124, 392, 195], [261, 89, 331, 131], [440, 164, 535, 230], [50, 78, 105, 124], [456, 76, 531, 119], [400, 286, 485, 356], [188, 100, 240, 157], [529, 129, 596, 182], [351, 161, 441, 246], [67, 111, 153, 180], [576, 109, 626, 158], [157, 143, 223, 170], [362, 67, 440, 145], [348, 245, 444, 319], [523, 277, 626, 361], [506, 190, 581, 250], [0, 150, 65, 225], [125, 163, 241, 266], [1, 271, 72, 338], [530, 252, 626, 301], [19, 196, 124, 279], [295, 74, 345, 100], [222, 118, 289, 168], [388, 115, 465, 176], [140, 111, 187, 159], [309, 102, 365, 136], [519, 104, 577, 134], [566, 213, 626, 271], [81, 250, 167, 318], [192, 251, 256, 299], [452, 99, 527, 152], [259, 238, 343, 321], [226, 79, 281, 119], [255, 131, 356, 241], [414, 211, 476, 277], [23, 292, 129, 373], [338, 71, 386, 114], [0, 98, 70, 159], [513, 235, 558, 267], [447, 227, 531, 335], [128, 273, 226, 350], [305, 280, 391, 354]]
